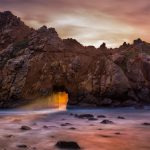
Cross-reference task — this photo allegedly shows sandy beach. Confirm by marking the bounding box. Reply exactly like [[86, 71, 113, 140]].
[[0, 107, 150, 150]]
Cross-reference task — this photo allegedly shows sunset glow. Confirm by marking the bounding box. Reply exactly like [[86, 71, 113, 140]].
[[48, 92, 68, 110], [21, 92, 68, 110], [0, 0, 150, 47]]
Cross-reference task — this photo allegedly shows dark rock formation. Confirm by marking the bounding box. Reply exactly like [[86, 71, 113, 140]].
[[142, 123, 150, 126], [97, 115, 106, 118], [101, 120, 114, 124], [75, 114, 94, 119], [20, 126, 32, 130], [99, 42, 107, 49], [17, 144, 28, 148], [55, 141, 81, 149], [0, 11, 150, 108], [0, 11, 32, 51], [117, 116, 125, 119]]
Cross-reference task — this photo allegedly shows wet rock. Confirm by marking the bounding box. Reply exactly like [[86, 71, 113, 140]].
[[101, 120, 114, 124], [88, 118, 98, 121], [60, 123, 72, 126], [43, 125, 49, 129], [117, 116, 125, 119], [55, 141, 81, 149], [114, 132, 121, 135], [99, 135, 112, 138], [76, 114, 94, 119], [97, 128, 103, 130], [17, 144, 28, 148], [5, 134, 14, 138], [69, 127, 76, 130], [142, 123, 150, 126], [20, 125, 31, 130], [97, 115, 106, 118]]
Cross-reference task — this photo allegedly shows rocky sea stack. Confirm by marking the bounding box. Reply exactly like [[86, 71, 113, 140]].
[[0, 11, 150, 108]]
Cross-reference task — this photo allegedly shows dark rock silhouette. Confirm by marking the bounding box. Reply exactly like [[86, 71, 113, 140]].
[[117, 116, 125, 119], [142, 123, 150, 126], [55, 141, 81, 149], [17, 144, 28, 148], [20, 126, 32, 130], [101, 120, 114, 124]]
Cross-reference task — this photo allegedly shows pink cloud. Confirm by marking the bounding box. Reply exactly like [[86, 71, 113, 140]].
[[0, 0, 150, 47]]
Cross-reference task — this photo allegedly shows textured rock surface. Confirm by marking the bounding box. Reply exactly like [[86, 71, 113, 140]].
[[0, 11, 150, 108]]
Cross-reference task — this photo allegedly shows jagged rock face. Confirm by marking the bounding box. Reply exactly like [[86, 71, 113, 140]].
[[0, 11, 150, 108], [0, 11, 32, 51]]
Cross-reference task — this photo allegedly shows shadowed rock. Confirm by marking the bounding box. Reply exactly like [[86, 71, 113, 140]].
[[97, 128, 103, 130], [76, 114, 94, 119], [69, 127, 76, 130], [101, 120, 114, 124], [99, 134, 112, 138], [43, 125, 49, 129], [5, 134, 14, 138], [55, 141, 81, 149], [97, 115, 106, 118], [17, 144, 28, 148], [60, 123, 72, 126], [20, 125, 31, 130], [114, 132, 121, 135], [142, 123, 150, 126], [117, 116, 125, 119], [88, 118, 98, 121]]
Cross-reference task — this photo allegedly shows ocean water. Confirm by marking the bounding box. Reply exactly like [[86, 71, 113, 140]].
[[0, 107, 150, 150]]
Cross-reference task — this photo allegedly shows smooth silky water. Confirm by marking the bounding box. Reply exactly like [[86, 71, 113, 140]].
[[0, 94, 150, 150]]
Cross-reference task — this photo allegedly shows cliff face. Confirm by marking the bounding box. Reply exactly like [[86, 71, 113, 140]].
[[0, 11, 150, 108]]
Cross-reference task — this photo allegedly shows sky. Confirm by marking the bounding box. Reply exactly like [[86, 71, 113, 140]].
[[0, 0, 150, 48]]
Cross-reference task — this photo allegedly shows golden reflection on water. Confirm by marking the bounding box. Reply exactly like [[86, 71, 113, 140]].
[[22, 92, 68, 110]]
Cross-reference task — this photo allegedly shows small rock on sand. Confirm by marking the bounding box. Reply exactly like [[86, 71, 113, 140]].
[[142, 123, 150, 126], [99, 135, 112, 138], [60, 123, 72, 126], [97, 115, 106, 118], [69, 127, 76, 130], [55, 141, 80, 149], [5, 134, 14, 138], [76, 114, 94, 119], [117, 116, 125, 119], [114, 132, 121, 135], [101, 120, 114, 124], [20, 126, 32, 130], [88, 118, 98, 121], [43, 125, 49, 129], [17, 144, 28, 148]]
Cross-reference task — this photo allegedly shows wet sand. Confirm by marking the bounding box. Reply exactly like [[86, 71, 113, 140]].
[[0, 108, 150, 150]]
